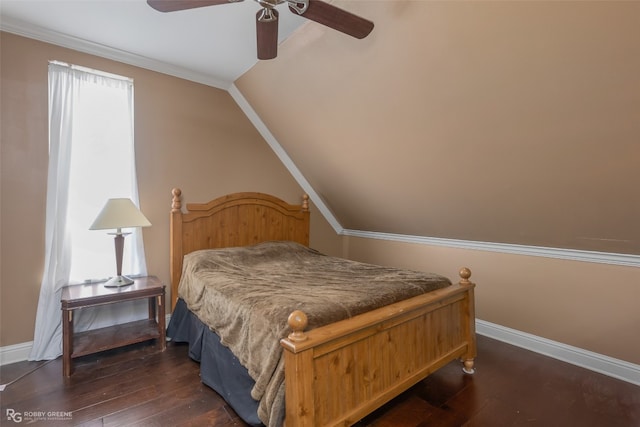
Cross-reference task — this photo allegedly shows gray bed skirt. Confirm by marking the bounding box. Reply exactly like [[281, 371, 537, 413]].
[[167, 298, 263, 426]]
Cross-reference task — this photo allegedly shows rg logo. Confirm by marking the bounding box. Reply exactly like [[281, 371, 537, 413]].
[[6, 409, 22, 423]]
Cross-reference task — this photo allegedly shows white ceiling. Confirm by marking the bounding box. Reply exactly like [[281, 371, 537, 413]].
[[0, 0, 307, 88]]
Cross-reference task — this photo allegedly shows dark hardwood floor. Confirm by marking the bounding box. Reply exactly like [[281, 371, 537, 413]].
[[1, 335, 638, 426]]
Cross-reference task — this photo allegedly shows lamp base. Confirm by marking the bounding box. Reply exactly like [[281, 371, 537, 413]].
[[104, 275, 135, 288]]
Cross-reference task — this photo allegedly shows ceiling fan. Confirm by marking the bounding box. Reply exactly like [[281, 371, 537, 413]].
[[146, 0, 374, 60]]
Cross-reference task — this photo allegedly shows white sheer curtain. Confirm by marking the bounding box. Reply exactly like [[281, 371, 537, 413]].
[[29, 62, 148, 361]]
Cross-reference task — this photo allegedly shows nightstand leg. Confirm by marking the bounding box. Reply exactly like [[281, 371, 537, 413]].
[[62, 310, 74, 377], [157, 294, 166, 351], [148, 297, 156, 320]]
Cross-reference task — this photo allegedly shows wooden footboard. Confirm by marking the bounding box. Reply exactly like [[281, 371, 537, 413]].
[[281, 269, 476, 427]]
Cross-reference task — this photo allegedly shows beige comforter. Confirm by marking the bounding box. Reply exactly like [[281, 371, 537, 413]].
[[178, 241, 451, 426]]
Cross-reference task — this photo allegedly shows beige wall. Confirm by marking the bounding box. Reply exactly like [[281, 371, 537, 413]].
[[0, 32, 338, 347], [236, 0, 640, 256], [344, 237, 640, 365]]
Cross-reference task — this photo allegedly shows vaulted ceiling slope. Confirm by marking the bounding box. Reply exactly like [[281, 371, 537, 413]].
[[2, 1, 639, 255], [236, 0, 640, 255]]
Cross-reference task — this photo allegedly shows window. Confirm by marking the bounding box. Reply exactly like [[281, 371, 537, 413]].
[[30, 62, 148, 360], [63, 64, 143, 282]]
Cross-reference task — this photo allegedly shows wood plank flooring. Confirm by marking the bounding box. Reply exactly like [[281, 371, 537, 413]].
[[1, 335, 638, 426]]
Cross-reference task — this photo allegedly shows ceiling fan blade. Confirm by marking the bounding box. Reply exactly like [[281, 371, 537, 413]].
[[256, 8, 279, 60], [289, 0, 374, 39], [147, 0, 239, 13]]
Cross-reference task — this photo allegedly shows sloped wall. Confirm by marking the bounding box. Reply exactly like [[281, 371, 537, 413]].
[[236, 0, 640, 255], [235, 1, 640, 364]]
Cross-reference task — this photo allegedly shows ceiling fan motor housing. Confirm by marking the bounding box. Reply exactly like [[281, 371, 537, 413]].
[[147, 0, 373, 59]]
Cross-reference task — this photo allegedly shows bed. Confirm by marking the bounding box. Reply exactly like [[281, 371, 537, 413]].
[[167, 189, 477, 427]]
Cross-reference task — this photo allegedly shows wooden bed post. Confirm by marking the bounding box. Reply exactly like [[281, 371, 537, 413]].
[[299, 194, 310, 246], [170, 188, 183, 311], [283, 310, 316, 426], [459, 267, 477, 374]]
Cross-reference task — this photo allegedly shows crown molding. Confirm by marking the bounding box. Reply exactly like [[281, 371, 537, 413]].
[[229, 82, 639, 269], [0, 16, 231, 90], [228, 84, 343, 233], [342, 229, 640, 268]]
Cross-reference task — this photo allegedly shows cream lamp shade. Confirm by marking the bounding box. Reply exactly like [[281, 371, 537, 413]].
[[90, 198, 151, 287], [90, 198, 151, 231]]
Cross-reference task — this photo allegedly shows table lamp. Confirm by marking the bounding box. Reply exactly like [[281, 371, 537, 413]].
[[90, 198, 151, 287]]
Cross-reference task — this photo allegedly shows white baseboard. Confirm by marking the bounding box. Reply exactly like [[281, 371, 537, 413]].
[[3, 317, 639, 386], [476, 319, 640, 386], [0, 341, 34, 366]]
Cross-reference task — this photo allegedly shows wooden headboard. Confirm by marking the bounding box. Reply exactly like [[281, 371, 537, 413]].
[[169, 188, 310, 310]]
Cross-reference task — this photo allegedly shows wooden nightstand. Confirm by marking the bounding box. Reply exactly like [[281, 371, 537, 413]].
[[61, 275, 166, 376]]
